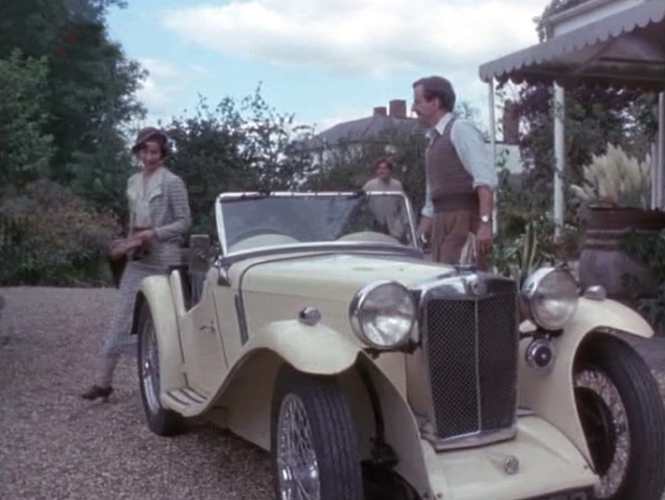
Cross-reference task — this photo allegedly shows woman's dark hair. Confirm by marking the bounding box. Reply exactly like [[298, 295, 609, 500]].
[[412, 76, 456, 112], [373, 157, 394, 172], [131, 127, 171, 158]]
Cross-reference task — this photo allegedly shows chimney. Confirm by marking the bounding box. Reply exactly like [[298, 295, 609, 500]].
[[389, 99, 407, 119], [373, 106, 387, 117]]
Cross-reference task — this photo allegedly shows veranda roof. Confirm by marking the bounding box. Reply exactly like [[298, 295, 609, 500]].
[[479, 0, 665, 90]]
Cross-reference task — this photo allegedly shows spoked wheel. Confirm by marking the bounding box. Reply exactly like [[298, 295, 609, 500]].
[[574, 338, 665, 500], [137, 303, 183, 436], [271, 365, 363, 500]]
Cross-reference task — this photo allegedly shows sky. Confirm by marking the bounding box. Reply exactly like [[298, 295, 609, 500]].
[[106, 0, 552, 133]]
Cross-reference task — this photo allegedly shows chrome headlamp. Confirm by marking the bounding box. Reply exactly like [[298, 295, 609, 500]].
[[521, 267, 579, 331], [349, 281, 416, 349]]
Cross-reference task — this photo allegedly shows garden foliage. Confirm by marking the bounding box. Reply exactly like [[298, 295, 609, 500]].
[[0, 180, 119, 285], [0, 0, 142, 285], [165, 90, 317, 234], [0, 49, 54, 190], [622, 231, 665, 332]]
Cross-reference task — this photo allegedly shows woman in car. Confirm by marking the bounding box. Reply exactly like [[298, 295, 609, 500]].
[[81, 127, 191, 401]]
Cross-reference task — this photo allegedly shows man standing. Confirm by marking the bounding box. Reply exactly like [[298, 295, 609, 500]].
[[363, 157, 404, 193], [363, 158, 408, 241], [411, 76, 497, 267]]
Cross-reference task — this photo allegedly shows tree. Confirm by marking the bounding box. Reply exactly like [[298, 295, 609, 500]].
[[165, 90, 316, 233], [0, 0, 144, 215], [0, 50, 54, 190]]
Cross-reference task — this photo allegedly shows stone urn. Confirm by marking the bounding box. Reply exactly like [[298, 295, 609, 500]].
[[578, 206, 665, 301]]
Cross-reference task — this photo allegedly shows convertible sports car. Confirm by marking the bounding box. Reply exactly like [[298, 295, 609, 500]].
[[132, 191, 665, 500]]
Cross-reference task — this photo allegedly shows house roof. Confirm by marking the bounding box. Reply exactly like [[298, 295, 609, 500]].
[[479, 0, 665, 90], [311, 115, 422, 149]]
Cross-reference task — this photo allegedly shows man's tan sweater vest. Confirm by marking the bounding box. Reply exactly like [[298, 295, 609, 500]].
[[426, 117, 478, 213]]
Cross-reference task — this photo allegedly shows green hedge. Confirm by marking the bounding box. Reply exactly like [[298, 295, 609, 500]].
[[0, 180, 120, 286]]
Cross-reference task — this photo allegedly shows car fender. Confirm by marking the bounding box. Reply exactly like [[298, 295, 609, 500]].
[[247, 319, 362, 374], [209, 321, 362, 446], [211, 345, 433, 497], [135, 274, 186, 392], [518, 297, 654, 463], [344, 354, 433, 500]]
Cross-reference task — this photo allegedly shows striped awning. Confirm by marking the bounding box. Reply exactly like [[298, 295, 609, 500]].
[[479, 1, 665, 90]]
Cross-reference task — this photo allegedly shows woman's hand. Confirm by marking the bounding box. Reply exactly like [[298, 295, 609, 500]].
[[109, 238, 142, 260], [133, 229, 155, 243]]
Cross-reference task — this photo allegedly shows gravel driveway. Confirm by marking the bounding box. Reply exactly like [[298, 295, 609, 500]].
[[0, 287, 272, 500], [2, 287, 665, 500]]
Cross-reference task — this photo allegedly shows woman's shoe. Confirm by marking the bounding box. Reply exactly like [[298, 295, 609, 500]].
[[80, 385, 113, 401]]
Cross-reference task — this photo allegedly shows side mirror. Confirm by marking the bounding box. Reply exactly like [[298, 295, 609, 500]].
[[188, 234, 212, 274]]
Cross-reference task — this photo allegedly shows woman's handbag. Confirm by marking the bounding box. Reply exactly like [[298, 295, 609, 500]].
[[108, 238, 141, 287]]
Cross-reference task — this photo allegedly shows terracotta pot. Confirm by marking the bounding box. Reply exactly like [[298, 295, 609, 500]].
[[583, 206, 665, 231], [579, 206, 665, 301]]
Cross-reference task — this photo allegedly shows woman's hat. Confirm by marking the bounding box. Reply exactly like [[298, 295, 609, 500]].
[[131, 127, 170, 155]]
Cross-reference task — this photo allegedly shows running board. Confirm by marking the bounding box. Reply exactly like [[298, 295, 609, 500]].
[[163, 387, 210, 417]]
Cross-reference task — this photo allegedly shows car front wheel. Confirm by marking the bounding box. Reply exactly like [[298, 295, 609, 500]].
[[575, 337, 665, 500], [137, 303, 183, 436], [271, 365, 363, 500]]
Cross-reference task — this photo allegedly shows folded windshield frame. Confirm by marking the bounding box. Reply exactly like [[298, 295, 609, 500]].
[[214, 191, 419, 259]]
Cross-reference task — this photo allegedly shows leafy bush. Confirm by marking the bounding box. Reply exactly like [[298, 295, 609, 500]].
[[492, 165, 581, 283], [0, 179, 120, 285], [622, 230, 665, 331]]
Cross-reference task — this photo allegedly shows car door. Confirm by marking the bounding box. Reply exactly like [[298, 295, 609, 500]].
[[179, 270, 229, 396]]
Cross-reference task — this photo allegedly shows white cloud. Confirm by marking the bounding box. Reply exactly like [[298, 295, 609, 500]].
[[136, 58, 187, 119], [162, 0, 546, 76]]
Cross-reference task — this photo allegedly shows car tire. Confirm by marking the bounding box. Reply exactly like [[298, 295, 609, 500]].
[[575, 337, 665, 500], [271, 364, 363, 500], [137, 303, 183, 436]]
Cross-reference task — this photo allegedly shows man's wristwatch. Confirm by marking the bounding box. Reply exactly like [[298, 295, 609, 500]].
[[479, 214, 491, 224]]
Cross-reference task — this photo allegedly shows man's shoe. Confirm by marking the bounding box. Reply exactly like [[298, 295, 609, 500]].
[[80, 385, 113, 401]]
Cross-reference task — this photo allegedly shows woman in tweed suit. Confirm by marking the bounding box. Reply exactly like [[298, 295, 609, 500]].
[[81, 127, 191, 401]]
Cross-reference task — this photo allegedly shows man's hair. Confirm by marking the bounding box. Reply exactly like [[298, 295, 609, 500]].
[[412, 76, 456, 112], [374, 157, 394, 172]]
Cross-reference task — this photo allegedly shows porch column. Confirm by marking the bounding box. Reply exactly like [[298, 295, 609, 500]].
[[553, 83, 566, 237], [652, 141, 659, 209], [488, 79, 498, 233], [659, 92, 665, 209]]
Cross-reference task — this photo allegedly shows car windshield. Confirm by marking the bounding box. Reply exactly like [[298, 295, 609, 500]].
[[217, 192, 417, 254]]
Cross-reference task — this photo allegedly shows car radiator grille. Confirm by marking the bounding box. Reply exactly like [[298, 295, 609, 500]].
[[423, 288, 518, 440]]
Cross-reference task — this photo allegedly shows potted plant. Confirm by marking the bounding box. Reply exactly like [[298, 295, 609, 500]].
[[572, 144, 665, 301]]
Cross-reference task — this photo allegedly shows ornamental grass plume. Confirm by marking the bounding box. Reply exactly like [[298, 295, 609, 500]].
[[571, 144, 651, 209]]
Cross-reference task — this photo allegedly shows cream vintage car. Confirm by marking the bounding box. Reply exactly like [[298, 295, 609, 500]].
[[132, 191, 665, 500]]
